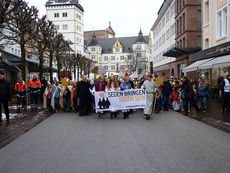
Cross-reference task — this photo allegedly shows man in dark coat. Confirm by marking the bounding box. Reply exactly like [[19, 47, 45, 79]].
[[182, 77, 192, 116], [0, 72, 11, 124], [77, 74, 91, 116], [162, 77, 172, 111]]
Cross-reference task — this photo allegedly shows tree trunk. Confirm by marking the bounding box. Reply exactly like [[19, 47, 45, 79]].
[[74, 65, 76, 80], [38, 43, 44, 82], [56, 56, 61, 80], [49, 50, 53, 83], [20, 42, 26, 81]]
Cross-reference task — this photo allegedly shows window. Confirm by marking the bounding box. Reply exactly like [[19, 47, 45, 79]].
[[63, 12, 67, 17], [128, 55, 132, 60], [217, 6, 228, 39], [104, 65, 108, 70], [111, 65, 115, 70], [79, 26, 81, 32], [54, 13, 59, 18], [137, 53, 142, 57], [55, 25, 59, 30], [115, 48, 120, 52], [205, 38, 209, 49], [104, 56, 108, 61], [120, 56, 125, 60], [62, 24, 68, 30], [205, 1, 209, 24], [91, 48, 95, 52], [92, 55, 96, 60], [120, 65, 125, 70], [182, 13, 185, 32], [111, 56, 115, 61]]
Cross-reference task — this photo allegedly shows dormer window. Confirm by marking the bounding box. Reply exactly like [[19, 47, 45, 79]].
[[91, 48, 95, 52], [115, 48, 120, 52]]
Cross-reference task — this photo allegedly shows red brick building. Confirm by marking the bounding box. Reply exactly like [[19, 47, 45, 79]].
[[154, 0, 201, 79]]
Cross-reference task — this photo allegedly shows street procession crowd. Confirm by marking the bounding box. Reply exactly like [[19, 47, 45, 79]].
[[1, 70, 230, 124]]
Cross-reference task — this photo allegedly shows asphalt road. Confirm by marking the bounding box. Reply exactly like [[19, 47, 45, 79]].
[[0, 111, 230, 173]]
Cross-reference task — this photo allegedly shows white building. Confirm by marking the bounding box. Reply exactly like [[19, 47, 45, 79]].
[[45, 0, 84, 55], [85, 29, 151, 77], [150, 0, 176, 69]]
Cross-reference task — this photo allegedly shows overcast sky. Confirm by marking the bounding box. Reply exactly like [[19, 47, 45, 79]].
[[26, 0, 163, 37]]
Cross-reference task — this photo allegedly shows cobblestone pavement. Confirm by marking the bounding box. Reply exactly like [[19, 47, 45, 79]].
[[0, 108, 53, 149], [0, 111, 230, 173]]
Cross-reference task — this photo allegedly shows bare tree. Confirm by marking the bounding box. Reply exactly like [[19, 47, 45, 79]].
[[0, 0, 23, 42], [31, 16, 56, 81], [53, 33, 68, 80], [6, 1, 38, 80]]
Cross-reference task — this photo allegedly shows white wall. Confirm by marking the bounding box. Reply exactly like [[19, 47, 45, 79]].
[[150, 0, 176, 68], [46, 4, 84, 54]]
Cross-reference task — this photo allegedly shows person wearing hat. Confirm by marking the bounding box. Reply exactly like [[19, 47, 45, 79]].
[[0, 72, 11, 124], [222, 74, 230, 114], [107, 74, 120, 119], [95, 76, 107, 118], [141, 74, 156, 120]]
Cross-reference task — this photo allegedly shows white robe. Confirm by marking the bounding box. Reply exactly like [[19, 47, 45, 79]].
[[142, 80, 156, 115]]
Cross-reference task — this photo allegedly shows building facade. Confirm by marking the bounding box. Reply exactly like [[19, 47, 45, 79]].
[[45, 0, 84, 55], [150, 0, 176, 70], [186, 0, 230, 87], [154, 0, 201, 79], [84, 22, 116, 40], [85, 30, 150, 76]]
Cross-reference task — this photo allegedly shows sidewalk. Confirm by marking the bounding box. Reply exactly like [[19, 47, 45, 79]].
[[0, 107, 53, 149], [189, 98, 230, 133]]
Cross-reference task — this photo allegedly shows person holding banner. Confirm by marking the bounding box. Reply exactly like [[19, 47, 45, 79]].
[[107, 75, 119, 119], [120, 74, 132, 119], [141, 74, 156, 120], [95, 76, 107, 118]]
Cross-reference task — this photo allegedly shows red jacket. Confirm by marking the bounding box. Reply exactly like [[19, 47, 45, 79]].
[[95, 81, 106, 92]]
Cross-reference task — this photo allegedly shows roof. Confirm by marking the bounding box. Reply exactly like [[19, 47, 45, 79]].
[[0, 49, 21, 66], [151, 0, 174, 31], [135, 29, 147, 44], [88, 32, 100, 46], [85, 35, 149, 54], [45, 0, 84, 12], [163, 47, 201, 57]]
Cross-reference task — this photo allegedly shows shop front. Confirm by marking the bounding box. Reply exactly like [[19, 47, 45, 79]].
[[188, 41, 230, 88]]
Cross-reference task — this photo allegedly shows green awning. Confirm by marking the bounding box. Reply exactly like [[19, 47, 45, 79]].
[[163, 47, 201, 57]]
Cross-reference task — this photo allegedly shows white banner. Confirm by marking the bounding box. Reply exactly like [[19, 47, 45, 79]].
[[94, 89, 146, 112]]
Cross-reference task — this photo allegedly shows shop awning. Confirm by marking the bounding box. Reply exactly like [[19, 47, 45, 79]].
[[199, 55, 230, 70], [163, 47, 201, 57], [183, 58, 214, 73]]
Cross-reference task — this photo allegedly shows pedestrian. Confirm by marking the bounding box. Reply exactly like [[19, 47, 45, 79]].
[[162, 77, 172, 111], [72, 81, 78, 112], [45, 84, 52, 112], [28, 75, 41, 110], [15, 77, 28, 112], [107, 74, 119, 119], [120, 74, 132, 119], [52, 81, 61, 112], [142, 74, 156, 120], [182, 77, 192, 116], [77, 75, 91, 116], [0, 72, 11, 124], [95, 76, 106, 118], [41, 76, 47, 103], [63, 82, 72, 112], [198, 78, 208, 112], [222, 74, 230, 114]]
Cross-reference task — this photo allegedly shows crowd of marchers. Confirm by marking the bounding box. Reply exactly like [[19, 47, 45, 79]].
[[0, 71, 230, 124]]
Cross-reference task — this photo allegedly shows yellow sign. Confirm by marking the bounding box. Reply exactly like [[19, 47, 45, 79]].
[[60, 78, 68, 86], [155, 76, 164, 87]]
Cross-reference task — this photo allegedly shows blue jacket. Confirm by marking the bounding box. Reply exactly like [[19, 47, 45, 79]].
[[120, 82, 132, 91]]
